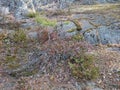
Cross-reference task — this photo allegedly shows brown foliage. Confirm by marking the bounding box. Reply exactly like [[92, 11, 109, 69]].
[[37, 29, 49, 44]]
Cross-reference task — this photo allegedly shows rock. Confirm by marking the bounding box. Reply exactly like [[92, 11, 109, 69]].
[[81, 20, 94, 32], [14, 7, 29, 20], [6, 50, 45, 77], [73, 82, 103, 90], [57, 21, 76, 38], [20, 21, 38, 29], [0, 16, 3, 21], [27, 31, 38, 41], [0, 6, 10, 16], [83, 25, 120, 45], [0, 0, 119, 20], [0, 0, 73, 19]]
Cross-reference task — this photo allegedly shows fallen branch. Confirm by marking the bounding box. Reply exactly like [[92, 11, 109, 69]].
[[107, 44, 120, 48]]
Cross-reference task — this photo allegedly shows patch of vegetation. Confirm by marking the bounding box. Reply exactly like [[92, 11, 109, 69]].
[[5, 55, 20, 69], [68, 53, 99, 80], [72, 34, 84, 41], [0, 33, 7, 47], [21, 69, 38, 77], [118, 71, 120, 74], [26, 11, 38, 18], [26, 11, 57, 27], [64, 21, 71, 25], [0, 33, 7, 40], [13, 29, 27, 43], [6, 55, 17, 62], [35, 15, 57, 27], [67, 28, 76, 33], [39, 11, 46, 15]]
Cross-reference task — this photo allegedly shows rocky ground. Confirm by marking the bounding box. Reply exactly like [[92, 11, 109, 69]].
[[0, 2, 120, 90]]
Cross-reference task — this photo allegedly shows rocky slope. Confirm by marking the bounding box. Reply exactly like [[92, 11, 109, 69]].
[[0, 1, 120, 90]]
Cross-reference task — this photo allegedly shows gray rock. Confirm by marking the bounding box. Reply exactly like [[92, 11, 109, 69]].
[[0, 0, 120, 19], [0, 28, 3, 32], [20, 22, 38, 29], [0, 7, 10, 16], [84, 25, 120, 45], [58, 13, 120, 45], [57, 21, 76, 38], [27, 31, 38, 40]]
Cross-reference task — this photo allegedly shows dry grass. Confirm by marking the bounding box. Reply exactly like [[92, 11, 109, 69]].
[[92, 47, 120, 89]]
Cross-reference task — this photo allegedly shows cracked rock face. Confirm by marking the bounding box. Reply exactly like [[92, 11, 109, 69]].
[[0, 0, 66, 19], [0, 6, 10, 16], [0, 0, 120, 19]]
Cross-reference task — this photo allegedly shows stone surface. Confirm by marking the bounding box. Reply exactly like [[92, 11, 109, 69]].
[[0, 6, 10, 16], [0, 0, 119, 19], [0, 1, 120, 90], [57, 4, 120, 45]]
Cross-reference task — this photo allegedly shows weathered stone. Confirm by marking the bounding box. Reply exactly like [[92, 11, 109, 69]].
[[0, 0, 119, 20], [27, 31, 38, 41], [0, 7, 10, 16]]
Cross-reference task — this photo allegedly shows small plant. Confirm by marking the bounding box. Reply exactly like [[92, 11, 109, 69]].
[[35, 15, 57, 27], [67, 28, 76, 33], [68, 53, 99, 80], [13, 29, 27, 43], [72, 34, 84, 41], [0, 33, 7, 47], [0, 33, 7, 40], [64, 21, 71, 25], [6, 55, 17, 62], [26, 11, 38, 18], [5, 55, 20, 69]]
